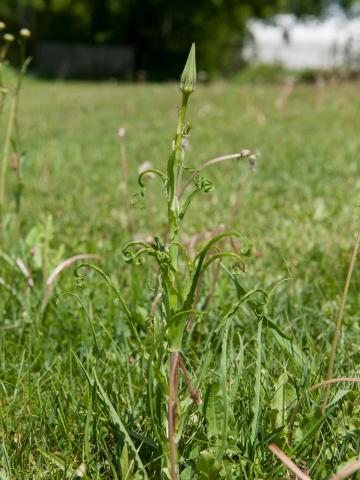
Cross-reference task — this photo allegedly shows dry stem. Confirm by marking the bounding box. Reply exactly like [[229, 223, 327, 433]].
[[288, 377, 360, 446], [41, 254, 101, 311], [322, 230, 360, 413], [178, 151, 253, 200], [179, 356, 202, 405], [268, 443, 311, 480], [328, 459, 360, 480]]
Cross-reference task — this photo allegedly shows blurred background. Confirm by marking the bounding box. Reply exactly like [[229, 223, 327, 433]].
[[1, 0, 360, 80]]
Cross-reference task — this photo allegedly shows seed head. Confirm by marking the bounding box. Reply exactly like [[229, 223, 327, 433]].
[[239, 149, 251, 157], [3, 33, 15, 43], [20, 28, 31, 39], [180, 43, 196, 95], [0, 21, 6, 31], [118, 127, 126, 138]]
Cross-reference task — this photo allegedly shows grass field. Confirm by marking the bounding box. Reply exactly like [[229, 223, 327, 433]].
[[1, 76, 360, 479]]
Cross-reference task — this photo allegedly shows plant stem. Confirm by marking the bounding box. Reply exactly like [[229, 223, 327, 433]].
[[0, 94, 16, 227], [178, 150, 253, 200], [119, 129, 133, 233], [0, 44, 10, 117], [288, 377, 360, 446], [328, 458, 360, 480], [167, 92, 189, 270], [168, 351, 180, 480], [179, 356, 201, 405], [268, 443, 311, 480], [0, 50, 30, 229], [165, 92, 190, 479], [321, 230, 360, 413]]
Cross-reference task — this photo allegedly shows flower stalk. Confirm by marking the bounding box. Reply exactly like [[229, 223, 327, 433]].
[[165, 44, 196, 479], [165, 44, 195, 349], [0, 28, 31, 230]]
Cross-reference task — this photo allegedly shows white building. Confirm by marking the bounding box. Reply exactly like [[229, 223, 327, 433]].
[[244, 12, 360, 70]]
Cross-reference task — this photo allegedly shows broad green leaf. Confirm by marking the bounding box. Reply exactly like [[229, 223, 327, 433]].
[[180, 465, 192, 480], [205, 383, 223, 444], [292, 407, 334, 454], [271, 329, 309, 372], [196, 451, 225, 480], [120, 443, 130, 479], [272, 373, 296, 428], [327, 389, 350, 408]]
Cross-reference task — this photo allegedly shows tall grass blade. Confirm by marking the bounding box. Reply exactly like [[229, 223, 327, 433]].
[[251, 319, 262, 445], [93, 370, 149, 479]]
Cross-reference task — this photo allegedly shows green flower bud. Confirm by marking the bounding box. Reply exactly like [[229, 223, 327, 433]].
[[0, 21, 6, 31], [180, 43, 196, 94], [3, 33, 15, 43], [20, 28, 31, 39]]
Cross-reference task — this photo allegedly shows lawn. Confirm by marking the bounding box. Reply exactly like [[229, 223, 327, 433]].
[[1, 76, 360, 478]]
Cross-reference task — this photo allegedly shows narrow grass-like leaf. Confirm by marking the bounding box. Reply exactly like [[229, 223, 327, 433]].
[[1, 441, 12, 479], [93, 370, 148, 479], [37, 448, 75, 478], [251, 319, 262, 444], [217, 316, 231, 461], [292, 407, 334, 455], [74, 263, 143, 348], [120, 443, 130, 479], [57, 293, 99, 357]]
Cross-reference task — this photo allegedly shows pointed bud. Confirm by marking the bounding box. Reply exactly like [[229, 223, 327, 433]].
[[180, 43, 196, 94]]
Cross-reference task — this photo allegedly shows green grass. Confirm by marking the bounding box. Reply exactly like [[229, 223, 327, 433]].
[[1, 76, 360, 479]]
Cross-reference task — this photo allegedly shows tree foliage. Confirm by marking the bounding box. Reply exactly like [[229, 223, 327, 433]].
[[0, 0, 358, 77]]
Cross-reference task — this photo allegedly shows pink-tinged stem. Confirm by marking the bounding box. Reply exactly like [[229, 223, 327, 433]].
[[322, 230, 360, 413], [288, 377, 360, 446], [179, 356, 202, 406], [268, 443, 311, 480], [329, 459, 360, 480]]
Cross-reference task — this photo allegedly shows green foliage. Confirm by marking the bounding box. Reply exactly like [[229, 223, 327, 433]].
[[1, 0, 359, 77], [232, 64, 291, 84]]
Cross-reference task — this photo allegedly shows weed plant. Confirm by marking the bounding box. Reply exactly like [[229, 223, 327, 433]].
[[0, 25, 31, 228], [0, 24, 100, 326], [75, 44, 264, 478]]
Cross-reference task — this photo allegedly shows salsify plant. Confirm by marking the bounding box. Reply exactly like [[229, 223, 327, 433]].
[[71, 43, 265, 480], [0, 23, 31, 230], [120, 44, 257, 478]]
